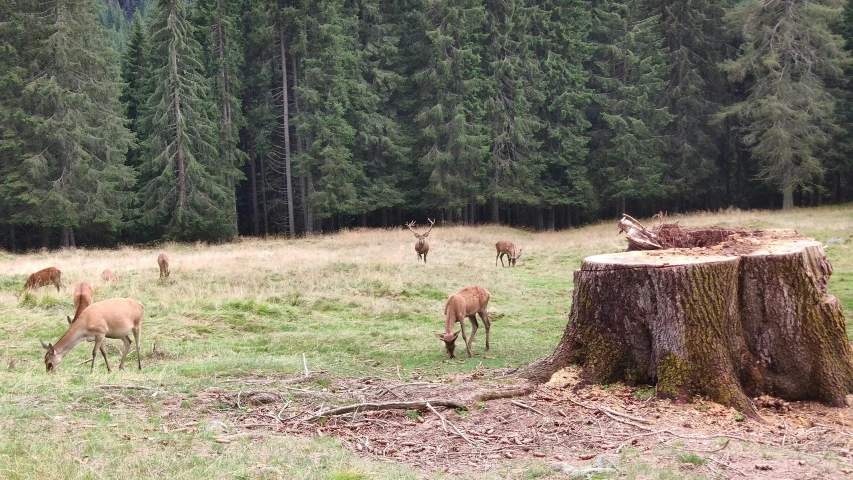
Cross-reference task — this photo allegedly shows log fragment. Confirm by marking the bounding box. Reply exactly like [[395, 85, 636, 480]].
[[524, 228, 853, 414]]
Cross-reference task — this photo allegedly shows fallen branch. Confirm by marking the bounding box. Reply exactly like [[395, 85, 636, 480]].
[[426, 402, 476, 447], [511, 400, 546, 416], [305, 400, 466, 422], [598, 405, 652, 424]]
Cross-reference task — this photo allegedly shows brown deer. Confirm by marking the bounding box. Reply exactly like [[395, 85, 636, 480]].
[[101, 269, 119, 282], [436, 285, 492, 359], [22, 267, 65, 292], [40, 297, 144, 372], [157, 253, 169, 278], [405, 218, 435, 263], [67, 282, 93, 324], [495, 241, 523, 267]]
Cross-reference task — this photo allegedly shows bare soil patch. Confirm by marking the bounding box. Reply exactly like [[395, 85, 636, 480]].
[[145, 368, 853, 479]]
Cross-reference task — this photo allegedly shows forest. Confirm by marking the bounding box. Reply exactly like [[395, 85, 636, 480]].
[[1, 0, 853, 249]]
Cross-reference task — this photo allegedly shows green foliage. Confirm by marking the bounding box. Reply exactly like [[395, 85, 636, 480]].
[[676, 452, 706, 466], [720, 0, 851, 209]]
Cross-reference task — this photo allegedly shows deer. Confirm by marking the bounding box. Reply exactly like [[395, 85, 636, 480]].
[[22, 267, 65, 292], [495, 241, 523, 267], [436, 285, 492, 359], [157, 253, 169, 278], [67, 281, 93, 324], [405, 218, 435, 263], [101, 269, 119, 282], [40, 297, 144, 373]]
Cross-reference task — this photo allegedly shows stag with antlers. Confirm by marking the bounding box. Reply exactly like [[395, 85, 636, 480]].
[[405, 218, 435, 263]]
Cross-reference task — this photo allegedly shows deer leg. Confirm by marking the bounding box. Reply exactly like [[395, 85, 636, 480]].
[[479, 309, 491, 351], [118, 335, 132, 370], [93, 335, 110, 372], [458, 317, 472, 358], [467, 315, 479, 354], [424, 251, 428, 263], [133, 325, 142, 370], [499, 253, 506, 267]]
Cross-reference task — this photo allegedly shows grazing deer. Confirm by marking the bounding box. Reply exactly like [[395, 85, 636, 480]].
[[157, 253, 169, 278], [22, 267, 65, 292], [405, 218, 435, 263], [436, 285, 492, 359], [495, 241, 523, 267], [67, 282, 93, 324], [101, 269, 119, 282], [40, 297, 144, 372]]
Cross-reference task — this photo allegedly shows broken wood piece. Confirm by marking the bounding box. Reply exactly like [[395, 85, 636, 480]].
[[305, 399, 466, 422]]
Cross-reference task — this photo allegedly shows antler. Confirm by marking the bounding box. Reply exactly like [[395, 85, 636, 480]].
[[515, 246, 523, 259], [422, 218, 436, 237], [405, 221, 420, 236]]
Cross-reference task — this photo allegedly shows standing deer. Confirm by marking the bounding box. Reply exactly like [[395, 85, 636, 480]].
[[405, 218, 435, 263], [40, 297, 144, 372], [495, 241, 523, 267], [22, 267, 65, 292], [67, 282, 93, 324], [101, 269, 119, 282], [436, 285, 492, 359], [157, 253, 170, 278]]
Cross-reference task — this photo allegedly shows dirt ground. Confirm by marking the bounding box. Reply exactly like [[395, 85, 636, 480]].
[[148, 366, 853, 479]]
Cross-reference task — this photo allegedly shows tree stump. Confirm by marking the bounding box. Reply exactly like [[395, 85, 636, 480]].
[[523, 227, 853, 415]]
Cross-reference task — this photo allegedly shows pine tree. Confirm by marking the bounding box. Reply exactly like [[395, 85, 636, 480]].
[[647, 0, 728, 210], [720, 0, 850, 209], [0, 0, 135, 247], [138, 0, 240, 241], [407, 0, 489, 219], [120, 12, 149, 169], [291, 0, 366, 223], [350, 0, 410, 226], [481, 0, 543, 224], [528, 0, 595, 227], [587, 0, 673, 216]]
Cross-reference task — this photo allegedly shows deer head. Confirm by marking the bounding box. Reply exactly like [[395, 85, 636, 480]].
[[435, 331, 461, 358], [406, 218, 435, 262]]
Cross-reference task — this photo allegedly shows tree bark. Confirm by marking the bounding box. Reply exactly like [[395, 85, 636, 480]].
[[279, 28, 295, 237], [522, 230, 853, 414], [249, 139, 259, 236]]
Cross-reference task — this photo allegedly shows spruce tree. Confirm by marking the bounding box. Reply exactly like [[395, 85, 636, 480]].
[[407, 0, 489, 219], [0, 0, 135, 247], [720, 0, 850, 209], [528, 0, 595, 226], [587, 0, 673, 216], [138, 0, 240, 241]]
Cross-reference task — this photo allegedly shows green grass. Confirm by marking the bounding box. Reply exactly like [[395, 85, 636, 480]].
[[1, 205, 853, 478]]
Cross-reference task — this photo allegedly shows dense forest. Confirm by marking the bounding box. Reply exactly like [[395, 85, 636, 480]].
[[1, 0, 853, 249]]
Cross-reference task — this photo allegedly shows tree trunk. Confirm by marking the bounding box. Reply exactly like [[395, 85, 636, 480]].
[[523, 229, 853, 415], [279, 28, 295, 237], [249, 139, 259, 237], [260, 154, 269, 237]]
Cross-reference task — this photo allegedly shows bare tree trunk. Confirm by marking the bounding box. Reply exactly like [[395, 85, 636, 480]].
[[279, 28, 295, 236], [291, 51, 312, 235], [60, 227, 69, 249], [548, 207, 555, 231], [69, 228, 75, 248], [381, 207, 389, 228], [260, 154, 269, 237], [491, 198, 499, 223], [249, 139, 259, 236], [41, 227, 49, 250]]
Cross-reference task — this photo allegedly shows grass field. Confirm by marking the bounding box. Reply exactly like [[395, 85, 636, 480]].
[[1, 205, 852, 479]]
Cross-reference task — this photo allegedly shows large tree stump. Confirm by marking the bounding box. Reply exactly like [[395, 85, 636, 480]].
[[524, 228, 853, 415]]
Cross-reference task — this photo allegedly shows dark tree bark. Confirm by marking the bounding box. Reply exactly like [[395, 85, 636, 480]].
[[522, 229, 853, 415], [279, 28, 295, 237], [249, 139, 259, 236]]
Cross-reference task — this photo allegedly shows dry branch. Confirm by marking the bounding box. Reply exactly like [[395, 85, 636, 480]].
[[305, 399, 466, 421]]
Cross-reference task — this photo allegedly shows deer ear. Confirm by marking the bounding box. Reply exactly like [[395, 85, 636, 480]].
[[435, 333, 445, 339], [40, 341, 51, 350], [452, 331, 460, 340], [422, 232, 429, 238], [66, 315, 72, 324]]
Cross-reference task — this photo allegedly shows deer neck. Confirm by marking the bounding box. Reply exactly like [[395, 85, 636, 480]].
[[51, 324, 89, 357]]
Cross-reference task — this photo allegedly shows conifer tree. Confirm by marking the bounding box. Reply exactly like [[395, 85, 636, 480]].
[[120, 12, 150, 169], [528, 0, 595, 226], [408, 0, 489, 218], [139, 0, 240, 241], [0, 0, 135, 247], [588, 0, 673, 216], [720, 0, 850, 209]]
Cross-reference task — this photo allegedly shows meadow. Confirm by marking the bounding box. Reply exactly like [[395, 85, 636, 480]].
[[1, 205, 852, 479]]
